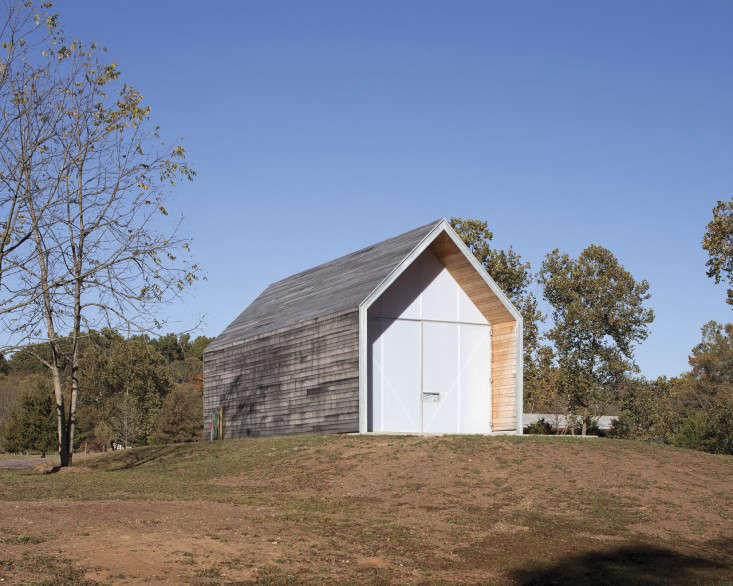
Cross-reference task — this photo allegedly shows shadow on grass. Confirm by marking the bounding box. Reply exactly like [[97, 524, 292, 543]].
[[511, 541, 731, 585], [84, 444, 196, 471]]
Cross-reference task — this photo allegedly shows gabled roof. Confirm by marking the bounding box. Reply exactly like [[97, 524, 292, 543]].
[[206, 219, 443, 351]]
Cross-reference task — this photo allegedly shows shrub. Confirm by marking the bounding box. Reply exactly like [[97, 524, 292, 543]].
[[524, 418, 553, 435], [583, 418, 606, 437], [671, 404, 733, 455], [609, 416, 633, 438]]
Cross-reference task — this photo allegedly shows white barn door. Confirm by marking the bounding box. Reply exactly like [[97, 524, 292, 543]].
[[458, 323, 491, 433], [422, 322, 460, 433], [422, 322, 490, 434], [368, 250, 491, 434], [369, 318, 421, 433]]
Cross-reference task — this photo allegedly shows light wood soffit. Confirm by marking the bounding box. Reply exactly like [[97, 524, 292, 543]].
[[428, 232, 515, 326]]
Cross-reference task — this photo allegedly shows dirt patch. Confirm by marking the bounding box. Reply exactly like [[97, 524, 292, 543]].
[[0, 435, 730, 584], [0, 500, 288, 584]]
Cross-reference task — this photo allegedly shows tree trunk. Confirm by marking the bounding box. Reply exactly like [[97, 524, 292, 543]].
[[68, 163, 84, 469], [28, 182, 72, 466], [67, 388, 77, 465], [67, 352, 79, 465], [51, 365, 71, 466], [123, 392, 129, 449]]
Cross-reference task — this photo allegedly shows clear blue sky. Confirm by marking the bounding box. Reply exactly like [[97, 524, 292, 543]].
[[61, 0, 731, 379]]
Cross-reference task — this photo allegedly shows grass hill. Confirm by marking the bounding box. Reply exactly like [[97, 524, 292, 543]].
[[0, 434, 731, 584]]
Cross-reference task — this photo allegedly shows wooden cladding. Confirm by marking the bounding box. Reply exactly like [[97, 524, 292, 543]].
[[428, 232, 519, 432], [490, 322, 518, 431], [203, 310, 360, 438]]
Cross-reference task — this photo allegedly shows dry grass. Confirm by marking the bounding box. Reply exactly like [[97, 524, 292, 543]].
[[0, 434, 731, 584]]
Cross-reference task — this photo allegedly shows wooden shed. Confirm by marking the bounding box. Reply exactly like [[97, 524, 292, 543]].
[[203, 219, 523, 438]]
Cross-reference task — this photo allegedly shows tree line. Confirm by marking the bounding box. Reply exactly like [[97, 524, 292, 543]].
[[450, 201, 732, 453], [0, 331, 212, 453]]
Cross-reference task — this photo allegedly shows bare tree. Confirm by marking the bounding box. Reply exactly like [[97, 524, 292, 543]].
[[0, 2, 200, 466], [0, 2, 64, 319]]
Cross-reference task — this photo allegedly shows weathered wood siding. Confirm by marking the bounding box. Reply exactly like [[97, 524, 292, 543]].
[[203, 310, 359, 438]]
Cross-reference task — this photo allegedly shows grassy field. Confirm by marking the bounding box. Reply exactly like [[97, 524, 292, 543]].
[[0, 434, 731, 585]]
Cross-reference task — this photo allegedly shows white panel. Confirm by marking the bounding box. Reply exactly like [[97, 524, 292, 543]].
[[366, 316, 383, 432], [422, 321, 460, 433], [370, 249, 487, 325], [370, 318, 421, 432], [459, 324, 491, 433], [375, 259, 421, 320], [420, 254, 459, 322]]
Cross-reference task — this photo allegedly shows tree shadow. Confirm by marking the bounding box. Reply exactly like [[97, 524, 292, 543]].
[[510, 541, 731, 585], [87, 443, 195, 471]]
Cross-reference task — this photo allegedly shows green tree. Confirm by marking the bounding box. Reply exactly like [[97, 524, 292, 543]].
[[666, 321, 733, 454], [187, 335, 213, 363], [6, 336, 95, 377], [611, 376, 674, 441], [152, 383, 202, 444], [523, 346, 565, 416], [0, 376, 56, 454], [689, 321, 733, 387], [6, 344, 53, 375], [671, 407, 732, 455], [147, 333, 213, 385], [450, 217, 545, 378], [0, 374, 22, 430], [78, 332, 173, 448], [539, 245, 654, 434], [150, 333, 185, 363], [611, 323, 733, 454], [702, 198, 733, 306]]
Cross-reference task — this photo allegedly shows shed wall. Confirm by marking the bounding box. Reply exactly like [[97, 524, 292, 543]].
[[203, 310, 360, 438]]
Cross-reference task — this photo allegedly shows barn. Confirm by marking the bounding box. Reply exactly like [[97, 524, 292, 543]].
[[203, 219, 523, 438]]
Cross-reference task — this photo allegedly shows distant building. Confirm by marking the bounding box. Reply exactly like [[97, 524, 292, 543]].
[[204, 219, 523, 438], [523, 413, 619, 432]]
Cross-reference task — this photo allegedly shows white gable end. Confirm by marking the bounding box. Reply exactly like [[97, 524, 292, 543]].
[[367, 248, 492, 434], [367, 249, 488, 325]]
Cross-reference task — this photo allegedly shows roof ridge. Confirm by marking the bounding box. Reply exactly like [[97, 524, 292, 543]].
[[206, 218, 445, 350], [265, 218, 444, 288], [206, 218, 445, 351]]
